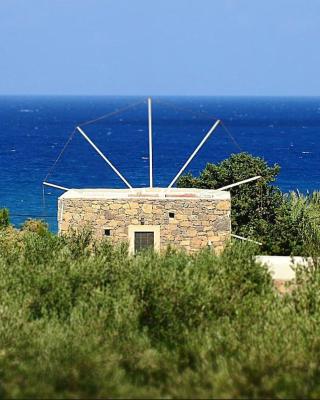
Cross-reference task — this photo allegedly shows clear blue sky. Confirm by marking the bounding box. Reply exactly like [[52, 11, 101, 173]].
[[0, 0, 319, 96]]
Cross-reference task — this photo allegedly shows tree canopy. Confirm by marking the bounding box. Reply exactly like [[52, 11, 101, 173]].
[[178, 152, 320, 255]]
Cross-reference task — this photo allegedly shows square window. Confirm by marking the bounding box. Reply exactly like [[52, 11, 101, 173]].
[[128, 225, 160, 254], [104, 229, 111, 236], [134, 231, 154, 253], [169, 212, 175, 219]]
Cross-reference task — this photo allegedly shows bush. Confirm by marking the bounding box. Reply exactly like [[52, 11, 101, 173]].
[[1, 228, 320, 397], [21, 219, 49, 236], [0, 208, 10, 228]]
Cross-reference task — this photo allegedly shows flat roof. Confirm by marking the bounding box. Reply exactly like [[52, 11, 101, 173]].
[[59, 187, 230, 201]]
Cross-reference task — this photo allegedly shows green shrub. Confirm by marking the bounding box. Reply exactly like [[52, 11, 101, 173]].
[[264, 191, 320, 256], [0, 208, 9, 228], [1, 227, 320, 397], [21, 219, 49, 236]]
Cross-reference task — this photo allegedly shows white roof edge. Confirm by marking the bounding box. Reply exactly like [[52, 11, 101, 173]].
[[59, 187, 230, 201]]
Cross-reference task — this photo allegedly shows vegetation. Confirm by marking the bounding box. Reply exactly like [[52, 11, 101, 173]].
[[263, 191, 320, 255], [0, 153, 320, 397], [0, 208, 9, 228], [0, 226, 319, 398], [178, 152, 320, 255]]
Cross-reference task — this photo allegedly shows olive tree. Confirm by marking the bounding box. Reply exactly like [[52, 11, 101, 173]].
[[177, 152, 283, 250]]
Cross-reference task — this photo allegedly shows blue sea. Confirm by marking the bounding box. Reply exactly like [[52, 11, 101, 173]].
[[1, 96, 320, 231]]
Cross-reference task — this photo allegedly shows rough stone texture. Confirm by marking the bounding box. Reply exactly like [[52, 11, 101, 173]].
[[58, 189, 231, 253]]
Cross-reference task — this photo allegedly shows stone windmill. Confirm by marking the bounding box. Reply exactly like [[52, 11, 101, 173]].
[[44, 98, 260, 253]]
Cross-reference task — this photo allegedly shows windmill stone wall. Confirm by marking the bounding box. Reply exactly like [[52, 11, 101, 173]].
[[58, 188, 231, 253]]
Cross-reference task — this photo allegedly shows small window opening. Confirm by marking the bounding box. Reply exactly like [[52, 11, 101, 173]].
[[104, 229, 111, 236], [169, 212, 175, 219]]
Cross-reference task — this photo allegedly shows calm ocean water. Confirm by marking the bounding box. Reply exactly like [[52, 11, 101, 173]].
[[0, 95, 320, 231]]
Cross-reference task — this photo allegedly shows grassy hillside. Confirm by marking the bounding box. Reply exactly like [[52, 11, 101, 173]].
[[0, 226, 320, 398]]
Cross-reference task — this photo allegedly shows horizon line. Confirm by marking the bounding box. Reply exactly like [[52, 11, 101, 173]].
[[0, 93, 320, 98]]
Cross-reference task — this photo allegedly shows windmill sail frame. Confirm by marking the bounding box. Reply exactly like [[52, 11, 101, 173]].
[[43, 97, 255, 192]]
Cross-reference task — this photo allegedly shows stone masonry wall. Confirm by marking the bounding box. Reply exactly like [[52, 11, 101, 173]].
[[58, 198, 231, 253]]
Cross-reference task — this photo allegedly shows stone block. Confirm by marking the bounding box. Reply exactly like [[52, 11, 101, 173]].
[[213, 216, 231, 231], [142, 204, 153, 213], [216, 200, 230, 211]]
